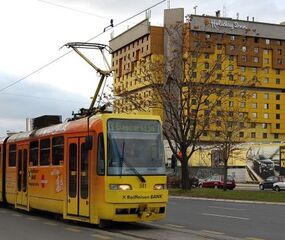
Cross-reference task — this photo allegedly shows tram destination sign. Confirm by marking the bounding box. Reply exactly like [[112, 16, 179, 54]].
[[108, 119, 159, 133]]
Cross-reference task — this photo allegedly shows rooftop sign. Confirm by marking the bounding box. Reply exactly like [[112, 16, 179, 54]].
[[210, 19, 248, 31]]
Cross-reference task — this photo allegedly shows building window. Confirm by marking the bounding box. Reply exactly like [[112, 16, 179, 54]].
[[192, 72, 197, 78], [251, 132, 256, 138], [253, 57, 259, 63], [204, 53, 209, 59], [228, 74, 234, 81], [251, 123, 256, 128], [229, 45, 235, 51], [191, 99, 197, 105], [276, 78, 281, 84], [264, 67, 269, 74], [240, 102, 246, 108], [205, 62, 209, 69], [239, 132, 244, 138], [263, 133, 268, 139], [274, 133, 279, 139], [276, 104, 280, 110], [264, 113, 269, 119], [276, 123, 280, 129], [228, 55, 234, 61], [264, 93, 269, 99], [264, 49, 269, 54], [241, 66, 246, 72], [229, 101, 234, 107], [276, 114, 280, 119], [239, 122, 245, 128], [264, 58, 269, 64], [217, 73, 222, 80], [230, 35, 236, 40], [240, 76, 246, 81], [242, 46, 247, 52], [205, 33, 211, 39], [217, 54, 222, 61], [264, 103, 269, 109], [252, 103, 257, 109], [264, 77, 269, 83], [254, 47, 259, 54], [217, 100, 221, 106], [215, 131, 220, 137], [217, 44, 222, 50], [252, 112, 257, 118], [277, 59, 283, 64], [276, 40, 281, 46], [229, 65, 234, 71], [265, 39, 270, 45], [252, 67, 257, 73], [262, 123, 267, 129], [276, 69, 281, 75], [252, 93, 257, 99], [278, 49, 282, 55], [276, 94, 280, 100]]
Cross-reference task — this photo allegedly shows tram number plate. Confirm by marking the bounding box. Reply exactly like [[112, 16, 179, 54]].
[[139, 183, 146, 188]]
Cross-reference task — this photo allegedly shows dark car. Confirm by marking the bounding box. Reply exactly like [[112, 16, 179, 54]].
[[253, 155, 274, 177], [259, 176, 285, 190], [201, 175, 236, 190]]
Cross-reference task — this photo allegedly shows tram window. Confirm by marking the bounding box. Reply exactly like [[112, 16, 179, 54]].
[[52, 136, 64, 165], [9, 144, 16, 167], [97, 133, 105, 175], [69, 143, 77, 198], [40, 139, 50, 166], [30, 141, 39, 166], [81, 143, 88, 199]]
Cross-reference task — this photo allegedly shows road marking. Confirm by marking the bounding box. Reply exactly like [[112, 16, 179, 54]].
[[64, 227, 81, 233], [245, 237, 265, 240], [164, 223, 184, 228], [43, 221, 58, 226], [12, 213, 22, 217], [26, 217, 38, 221], [208, 206, 245, 211], [202, 230, 225, 235], [202, 213, 250, 220], [91, 234, 112, 239]]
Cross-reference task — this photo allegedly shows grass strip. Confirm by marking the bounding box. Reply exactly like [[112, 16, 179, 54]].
[[169, 188, 285, 203]]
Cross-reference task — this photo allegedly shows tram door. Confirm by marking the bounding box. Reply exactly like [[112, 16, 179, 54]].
[[16, 145, 28, 207], [67, 137, 89, 217]]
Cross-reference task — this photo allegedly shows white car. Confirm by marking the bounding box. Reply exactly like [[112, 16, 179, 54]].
[[273, 179, 285, 192]]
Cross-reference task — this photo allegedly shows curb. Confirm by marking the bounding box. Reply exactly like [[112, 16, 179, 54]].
[[169, 195, 285, 206]]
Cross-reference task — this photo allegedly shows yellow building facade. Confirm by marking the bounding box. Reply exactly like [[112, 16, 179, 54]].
[[110, 9, 285, 147]]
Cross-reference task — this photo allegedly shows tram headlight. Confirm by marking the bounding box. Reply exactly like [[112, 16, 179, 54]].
[[109, 184, 132, 190], [153, 184, 166, 190]]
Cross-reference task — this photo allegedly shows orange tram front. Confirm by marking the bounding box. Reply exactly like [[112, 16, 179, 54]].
[[0, 113, 168, 224]]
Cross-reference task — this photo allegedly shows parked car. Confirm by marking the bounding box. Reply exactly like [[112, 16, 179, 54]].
[[273, 178, 285, 192], [259, 176, 285, 190], [253, 155, 274, 177], [201, 175, 236, 190]]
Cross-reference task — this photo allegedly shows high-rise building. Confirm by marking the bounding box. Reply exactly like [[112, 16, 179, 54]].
[[110, 8, 285, 143]]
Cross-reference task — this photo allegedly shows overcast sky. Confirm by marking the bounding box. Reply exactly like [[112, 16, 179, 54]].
[[0, 0, 285, 136]]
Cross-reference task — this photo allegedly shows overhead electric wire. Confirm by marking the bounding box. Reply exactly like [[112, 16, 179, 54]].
[[1, 0, 166, 92], [0, 0, 166, 94]]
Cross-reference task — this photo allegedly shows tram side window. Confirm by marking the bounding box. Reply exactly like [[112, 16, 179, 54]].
[[40, 139, 50, 166], [52, 136, 64, 165], [9, 144, 16, 167], [97, 133, 105, 175], [30, 141, 39, 166]]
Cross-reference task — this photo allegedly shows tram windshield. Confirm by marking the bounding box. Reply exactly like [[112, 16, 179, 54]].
[[107, 119, 165, 176]]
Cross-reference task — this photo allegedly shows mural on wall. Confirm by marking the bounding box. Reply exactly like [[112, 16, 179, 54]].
[[245, 144, 282, 181]]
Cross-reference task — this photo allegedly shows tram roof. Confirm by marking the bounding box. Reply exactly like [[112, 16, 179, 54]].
[[6, 113, 161, 143]]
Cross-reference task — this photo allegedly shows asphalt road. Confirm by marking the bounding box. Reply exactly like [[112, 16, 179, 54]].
[[157, 196, 285, 240], [1, 196, 285, 240]]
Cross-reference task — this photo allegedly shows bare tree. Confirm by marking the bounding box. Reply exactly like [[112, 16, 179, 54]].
[[114, 19, 258, 190]]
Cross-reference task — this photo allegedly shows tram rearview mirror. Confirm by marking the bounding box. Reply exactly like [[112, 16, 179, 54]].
[[85, 136, 93, 150]]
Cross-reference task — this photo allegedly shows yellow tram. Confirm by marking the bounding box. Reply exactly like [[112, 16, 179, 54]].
[[0, 113, 168, 224]]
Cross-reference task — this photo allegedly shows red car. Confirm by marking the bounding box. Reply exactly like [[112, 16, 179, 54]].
[[201, 175, 236, 190]]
